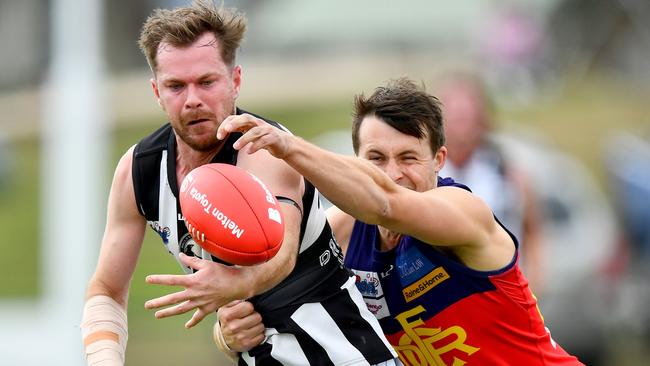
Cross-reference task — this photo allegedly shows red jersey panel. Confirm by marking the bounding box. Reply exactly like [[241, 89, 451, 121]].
[[345, 178, 582, 366]]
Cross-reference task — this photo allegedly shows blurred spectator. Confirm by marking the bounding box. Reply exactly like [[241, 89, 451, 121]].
[[603, 131, 650, 363], [605, 131, 650, 261], [437, 74, 546, 294]]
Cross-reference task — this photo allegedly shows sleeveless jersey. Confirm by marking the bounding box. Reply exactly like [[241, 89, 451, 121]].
[[440, 141, 525, 242], [132, 109, 397, 365], [344, 177, 582, 366]]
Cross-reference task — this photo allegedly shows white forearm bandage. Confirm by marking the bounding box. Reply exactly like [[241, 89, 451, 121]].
[[213, 317, 239, 363], [81, 295, 128, 366]]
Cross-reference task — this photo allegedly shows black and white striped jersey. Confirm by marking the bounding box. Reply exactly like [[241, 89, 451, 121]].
[[132, 109, 397, 365]]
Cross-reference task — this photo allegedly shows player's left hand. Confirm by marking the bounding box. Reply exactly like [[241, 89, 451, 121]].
[[144, 253, 249, 328], [217, 113, 292, 158], [218, 300, 265, 352]]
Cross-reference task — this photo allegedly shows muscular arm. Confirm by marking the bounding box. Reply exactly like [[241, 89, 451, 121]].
[[82, 146, 146, 365], [219, 114, 514, 271], [86, 145, 146, 306]]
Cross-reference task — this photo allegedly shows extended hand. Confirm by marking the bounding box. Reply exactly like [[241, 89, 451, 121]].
[[217, 113, 292, 158], [144, 253, 249, 328]]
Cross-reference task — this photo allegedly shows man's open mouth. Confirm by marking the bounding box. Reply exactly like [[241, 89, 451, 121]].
[[189, 118, 209, 125]]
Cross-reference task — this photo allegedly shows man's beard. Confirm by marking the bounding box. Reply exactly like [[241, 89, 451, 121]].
[[175, 108, 224, 151], [176, 126, 223, 152]]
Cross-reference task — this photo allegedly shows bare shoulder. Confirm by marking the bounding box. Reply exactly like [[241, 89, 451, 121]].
[[236, 148, 304, 203], [433, 186, 515, 270], [110, 145, 141, 219], [115, 145, 136, 174], [434, 185, 495, 225], [326, 206, 354, 255], [111, 146, 136, 190]]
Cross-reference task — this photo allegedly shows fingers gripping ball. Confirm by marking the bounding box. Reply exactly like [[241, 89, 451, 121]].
[[179, 163, 284, 265]]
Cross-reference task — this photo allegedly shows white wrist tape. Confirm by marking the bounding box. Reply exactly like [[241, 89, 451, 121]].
[[81, 295, 128, 366], [213, 317, 239, 363]]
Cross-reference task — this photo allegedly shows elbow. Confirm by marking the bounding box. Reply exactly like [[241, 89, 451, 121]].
[[281, 251, 297, 278], [359, 194, 394, 226]]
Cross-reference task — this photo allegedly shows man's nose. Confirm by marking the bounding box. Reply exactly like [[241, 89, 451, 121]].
[[184, 84, 203, 109], [385, 159, 403, 182]]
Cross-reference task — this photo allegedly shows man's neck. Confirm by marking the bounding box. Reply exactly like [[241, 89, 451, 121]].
[[378, 226, 401, 251], [175, 137, 225, 183]]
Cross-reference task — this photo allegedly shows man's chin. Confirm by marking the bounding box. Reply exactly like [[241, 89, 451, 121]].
[[181, 135, 223, 152]]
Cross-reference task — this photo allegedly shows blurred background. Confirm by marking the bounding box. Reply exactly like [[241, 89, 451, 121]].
[[1, 0, 649, 365]]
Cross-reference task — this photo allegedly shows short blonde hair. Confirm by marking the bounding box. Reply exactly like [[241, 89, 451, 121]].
[[138, 0, 246, 73]]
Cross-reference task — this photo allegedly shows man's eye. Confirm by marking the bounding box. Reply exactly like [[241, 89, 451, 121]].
[[201, 80, 214, 86], [168, 84, 183, 91]]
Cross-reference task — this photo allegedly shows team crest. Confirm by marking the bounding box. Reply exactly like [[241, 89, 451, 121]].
[[179, 233, 202, 257]]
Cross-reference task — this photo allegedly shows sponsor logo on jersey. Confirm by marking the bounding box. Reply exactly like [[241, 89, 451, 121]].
[[351, 269, 384, 298], [393, 305, 480, 365], [402, 267, 450, 303], [396, 246, 437, 285], [381, 264, 395, 278], [320, 239, 345, 267], [149, 221, 170, 244], [365, 297, 390, 320]]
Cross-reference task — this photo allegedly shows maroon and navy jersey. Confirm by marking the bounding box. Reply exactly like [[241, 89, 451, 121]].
[[344, 177, 583, 366]]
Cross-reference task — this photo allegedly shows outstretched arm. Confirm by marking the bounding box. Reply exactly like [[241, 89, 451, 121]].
[[218, 114, 514, 271], [218, 114, 395, 227]]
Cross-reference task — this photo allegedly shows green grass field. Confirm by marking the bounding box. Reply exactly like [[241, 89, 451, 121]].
[[0, 75, 647, 365]]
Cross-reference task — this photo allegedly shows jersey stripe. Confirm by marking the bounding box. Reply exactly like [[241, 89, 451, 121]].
[[338, 277, 396, 361], [299, 187, 327, 253], [291, 303, 366, 365], [239, 351, 255, 365], [266, 328, 310, 365]]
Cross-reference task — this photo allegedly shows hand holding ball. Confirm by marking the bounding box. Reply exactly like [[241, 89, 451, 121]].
[[179, 164, 284, 265]]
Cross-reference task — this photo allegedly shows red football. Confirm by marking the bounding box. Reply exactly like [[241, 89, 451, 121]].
[[178, 163, 284, 265]]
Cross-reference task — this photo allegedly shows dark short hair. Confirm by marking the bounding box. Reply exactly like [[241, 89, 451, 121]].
[[352, 78, 445, 154], [138, 0, 246, 74]]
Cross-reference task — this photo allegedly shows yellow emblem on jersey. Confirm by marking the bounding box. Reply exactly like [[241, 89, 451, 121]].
[[394, 305, 479, 366]]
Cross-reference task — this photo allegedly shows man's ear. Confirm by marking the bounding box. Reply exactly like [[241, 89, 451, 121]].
[[231, 65, 242, 100], [151, 78, 164, 110], [434, 146, 447, 173]]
